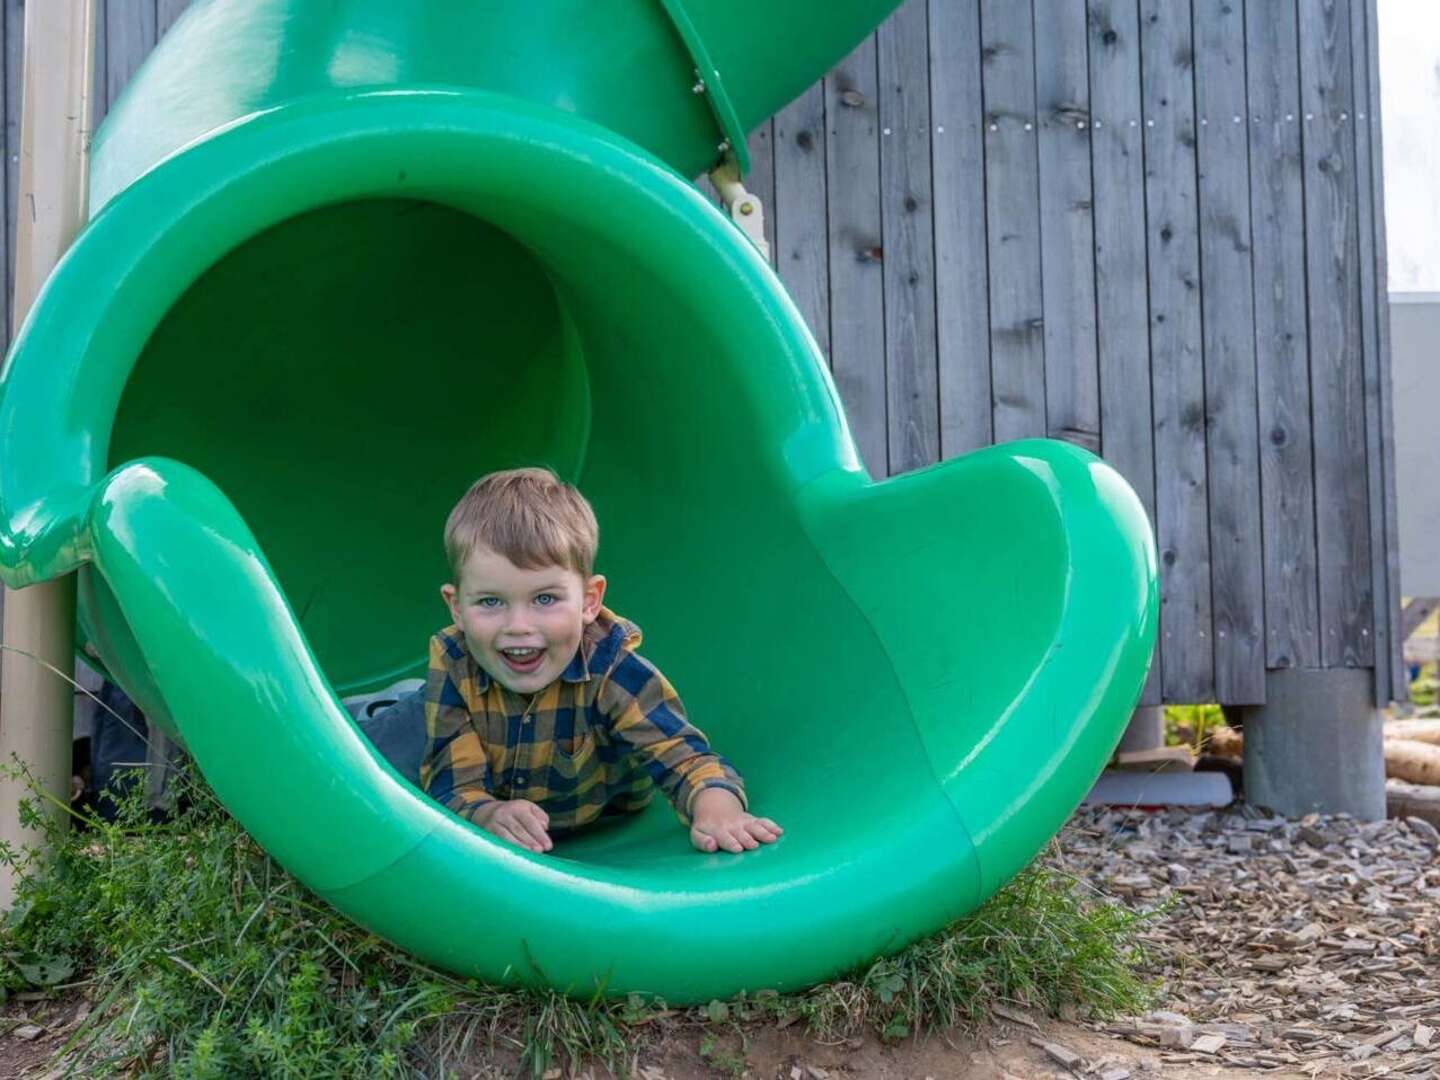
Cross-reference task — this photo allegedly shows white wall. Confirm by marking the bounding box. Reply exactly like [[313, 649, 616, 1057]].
[[1379, 0, 1440, 292]]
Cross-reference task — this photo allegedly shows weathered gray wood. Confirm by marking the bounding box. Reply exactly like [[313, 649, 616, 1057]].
[[1140, 0, 1213, 703], [878, 0, 938, 474], [157, 0, 190, 37], [104, 0, 155, 113], [745, 119, 776, 266], [1194, 0, 1264, 704], [1033, 0, 1097, 455], [1298, 0, 1373, 670], [1366, 0, 1406, 702], [1348, 0, 1387, 704], [979, 0, 1044, 444], [773, 83, 830, 362], [928, 0, 990, 457], [5, 0, 22, 341], [1245, 0, 1321, 674], [1087, 0, 1159, 706], [91, 1, 106, 126], [825, 33, 888, 478]]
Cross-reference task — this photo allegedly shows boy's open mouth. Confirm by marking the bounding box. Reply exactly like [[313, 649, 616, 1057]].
[[499, 647, 545, 673]]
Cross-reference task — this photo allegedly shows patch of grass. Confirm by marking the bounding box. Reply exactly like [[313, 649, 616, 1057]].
[[1164, 703, 1227, 750], [0, 763, 1159, 1077]]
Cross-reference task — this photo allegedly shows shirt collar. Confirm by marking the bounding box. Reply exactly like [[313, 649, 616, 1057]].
[[466, 605, 642, 693]]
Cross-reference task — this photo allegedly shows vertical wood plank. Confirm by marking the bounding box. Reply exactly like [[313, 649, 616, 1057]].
[[773, 82, 831, 360], [878, 0, 939, 474], [929, 0, 991, 457], [4, 0, 23, 344], [826, 34, 888, 478], [1245, 0, 1321, 673], [156, 0, 188, 38], [1362, 0, 1406, 700], [1348, 0, 1394, 702], [979, 0, 1045, 443], [1141, 0, 1214, 702], [745, 119, 777, 266], [1035, 0, 1099, 454], [1088, 0, 1160, 705], [103, 0, 155, 113], [1298, 0, 1373, 669], [91, 0, 106, 127], [1194, 0, 1264, 703], [0, 4, 8, 351]]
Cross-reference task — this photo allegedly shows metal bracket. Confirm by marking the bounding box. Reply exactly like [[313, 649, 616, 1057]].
[[708, 155, 769, 261]]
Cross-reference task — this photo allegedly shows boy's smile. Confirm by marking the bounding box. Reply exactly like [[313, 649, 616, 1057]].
[[441, 545, 606, 695]]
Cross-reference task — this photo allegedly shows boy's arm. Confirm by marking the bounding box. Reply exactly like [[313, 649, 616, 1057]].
[[419, 638, 499, 824], [595, 651, 746, 826]]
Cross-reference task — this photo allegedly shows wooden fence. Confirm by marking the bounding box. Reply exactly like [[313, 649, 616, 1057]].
[[0, 0, 1403, 707]]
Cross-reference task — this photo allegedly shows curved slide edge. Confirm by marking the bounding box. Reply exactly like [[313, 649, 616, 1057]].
[[81, 456, 983, 1002], [798, 439, 1159, 898]]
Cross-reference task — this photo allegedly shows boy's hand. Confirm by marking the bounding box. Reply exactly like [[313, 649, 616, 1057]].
[[689, 788, 782, 854], [473, 799, 553, 853]]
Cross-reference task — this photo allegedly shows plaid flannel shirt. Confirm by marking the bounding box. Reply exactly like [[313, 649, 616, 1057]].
[[419, 606, 746, 832]]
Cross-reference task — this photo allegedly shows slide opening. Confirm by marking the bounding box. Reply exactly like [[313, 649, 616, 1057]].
[[109, 197, 591, 692]]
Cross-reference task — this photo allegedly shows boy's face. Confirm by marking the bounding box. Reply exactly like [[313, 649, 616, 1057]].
[[441, 545, 606, 695]]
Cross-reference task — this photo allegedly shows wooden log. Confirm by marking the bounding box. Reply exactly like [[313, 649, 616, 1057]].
[[1387, 778, 1440, 830], [1383, 739, 1440, 786], [1112, 746, 1196, 773], [1384, 719, 1440, 746]]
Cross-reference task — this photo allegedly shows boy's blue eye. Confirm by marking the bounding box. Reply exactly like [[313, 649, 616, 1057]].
[[536, 594, 556, 606], [477, 597, 500, 608]]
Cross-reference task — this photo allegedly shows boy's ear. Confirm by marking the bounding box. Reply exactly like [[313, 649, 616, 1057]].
[[440, 583, 460, 622], [582, 574, 607, 622]]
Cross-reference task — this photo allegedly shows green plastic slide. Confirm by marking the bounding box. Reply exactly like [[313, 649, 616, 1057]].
[[0, 1, 1158, 1002]]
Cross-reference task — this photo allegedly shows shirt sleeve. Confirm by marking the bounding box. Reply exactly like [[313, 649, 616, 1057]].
[[596, 649, 747, 826], [419, 634, 497, 823]]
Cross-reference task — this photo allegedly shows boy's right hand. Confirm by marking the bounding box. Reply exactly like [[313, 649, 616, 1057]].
[[473, 799, 553, 853]]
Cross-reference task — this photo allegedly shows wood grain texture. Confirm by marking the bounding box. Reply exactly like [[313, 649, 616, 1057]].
[[745, 119, 777, 265], [826, 34, 888, 478], [1347, 0, 1395, 703], [1298, 0, 1373, 669], [1034, 0, 1099, 455], [1194, 0, 1264, 704], [1140, 0, 1214, 703], [1362, 0, 1405, 701], [1088, 0, 1160, 705], [929, 0, 990, 457], [979, 0, 1045, 443], [1245, 0, 1321, 673], [103, 0, 154, 112], [773, 83, 831, 362], [878, 0, 939, 474]]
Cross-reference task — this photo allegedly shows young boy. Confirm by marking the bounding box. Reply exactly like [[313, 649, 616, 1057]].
[[419, 467, 782, 856]]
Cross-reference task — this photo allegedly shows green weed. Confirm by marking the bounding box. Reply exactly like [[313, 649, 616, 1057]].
[[0, 762, 1159, 1077]]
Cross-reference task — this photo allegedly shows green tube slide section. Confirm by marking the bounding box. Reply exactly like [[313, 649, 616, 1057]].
[[0, 1, 1158, 1001]]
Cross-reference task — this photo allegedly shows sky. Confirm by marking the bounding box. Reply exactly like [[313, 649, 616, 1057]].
[[1379, 0, 1440, 292]]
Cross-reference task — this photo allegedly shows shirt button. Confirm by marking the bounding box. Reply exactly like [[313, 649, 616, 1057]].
[[514, 774, 528, 786]]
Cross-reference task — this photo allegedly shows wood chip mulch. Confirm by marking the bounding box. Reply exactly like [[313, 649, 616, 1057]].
[[1052, 803, 1440, 1077]]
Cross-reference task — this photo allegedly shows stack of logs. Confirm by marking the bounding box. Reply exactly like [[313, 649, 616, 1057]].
[[1384, 718, 1440, 825]]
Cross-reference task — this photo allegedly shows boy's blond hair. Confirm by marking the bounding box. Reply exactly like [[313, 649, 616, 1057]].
[[444, 467, 598, 581]]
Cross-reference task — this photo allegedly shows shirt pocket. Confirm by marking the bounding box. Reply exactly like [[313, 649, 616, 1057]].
[[549, 724, 598, 782]]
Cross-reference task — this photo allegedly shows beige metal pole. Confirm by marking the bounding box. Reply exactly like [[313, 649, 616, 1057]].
[[0, 0, 98, 909]]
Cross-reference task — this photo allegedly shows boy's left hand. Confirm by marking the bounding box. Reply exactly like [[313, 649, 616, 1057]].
[[689, 788, 782, 854]]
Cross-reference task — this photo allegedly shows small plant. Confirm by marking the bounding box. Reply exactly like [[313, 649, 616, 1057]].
[[0, 760, 1159, 1077]]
